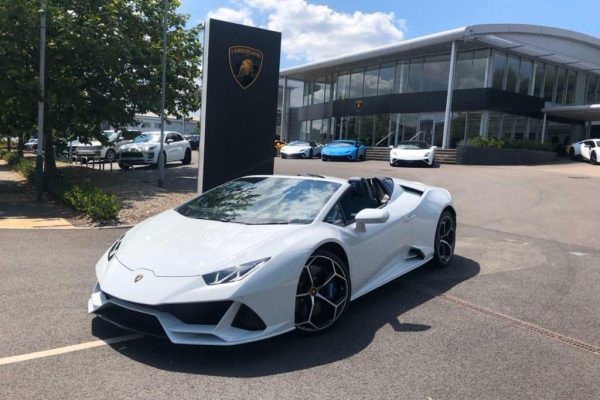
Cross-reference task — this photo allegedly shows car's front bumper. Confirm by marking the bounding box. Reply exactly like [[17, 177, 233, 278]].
[[89, 283, 294, 345], [322, 153, 356, 161], [390, 157, 431, 166], [118, 151, 157, 165]]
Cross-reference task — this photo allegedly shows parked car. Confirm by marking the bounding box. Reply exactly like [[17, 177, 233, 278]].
[[117, 131, 191, 169], [88, 174, 455, 345], [389, 141, 436, 167], [274, 139, 286, 156], [280, 140, 322, 159], [321, 140, 366, 161], [75, 130, 140, 163], [570, 139, 600, 164], [183, 134, 200, 150], [24, 138, 38, 152]]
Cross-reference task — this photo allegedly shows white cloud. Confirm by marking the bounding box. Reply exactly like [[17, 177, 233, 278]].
[[207, 7, 255, 26], [207, 0, 406, 63]]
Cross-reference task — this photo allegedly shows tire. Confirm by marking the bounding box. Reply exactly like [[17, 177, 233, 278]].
[[322, 156, 327, 161], [430, 157, 436, 167], [431, 209, 456, 269], [295, 249, 351, 333], [569, 148, 576, 160], [359, 152, 366, 161], [182, 148, 192, 165], [308, 149, 313, 158], [105, 149, 116, 163], [591, 152, 598, 165], [118, 162, 131, 170]]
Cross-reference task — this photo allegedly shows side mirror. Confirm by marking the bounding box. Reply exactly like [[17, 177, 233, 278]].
[[355, 208, 390, 232], [166, 138, 173, 144]]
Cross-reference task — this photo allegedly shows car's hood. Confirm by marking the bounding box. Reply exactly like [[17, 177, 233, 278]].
[[392, 148, 431, 155], [119, 142, 156, 152], [116, 209, 306, 277], [76, 140, 103, 147], [282, 145, 310, 153], [324, 146, 355, 154]]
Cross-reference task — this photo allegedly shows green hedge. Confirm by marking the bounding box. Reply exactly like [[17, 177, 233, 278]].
[[50, 178, 120, 223], [4, 153, 120, 223], [466, 137, 553, 152]]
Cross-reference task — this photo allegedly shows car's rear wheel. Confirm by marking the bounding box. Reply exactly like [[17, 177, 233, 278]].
[[431, 210, 456, 268], [308, 149, 313, 158], [295, 249, 350, 332], [591, 152, 598, 165], [182, 148, 192, 164], [118, 162, 131, 170]]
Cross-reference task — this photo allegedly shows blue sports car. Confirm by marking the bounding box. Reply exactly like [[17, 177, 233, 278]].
[[321, 140, 366, 161]]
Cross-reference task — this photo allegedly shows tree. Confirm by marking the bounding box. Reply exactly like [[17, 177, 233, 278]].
[[0, 0, 202, 171]]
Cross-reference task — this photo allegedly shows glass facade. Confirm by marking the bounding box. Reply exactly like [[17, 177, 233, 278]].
[[286, 44, 599, 149]]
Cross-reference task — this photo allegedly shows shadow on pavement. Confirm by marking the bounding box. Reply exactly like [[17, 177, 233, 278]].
[[92, 255, 479, 377]]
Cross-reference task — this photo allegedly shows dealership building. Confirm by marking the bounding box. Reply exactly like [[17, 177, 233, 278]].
[[277, 24, 600, 153]]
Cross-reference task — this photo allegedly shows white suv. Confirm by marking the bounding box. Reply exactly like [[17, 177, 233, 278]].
[[75, 130, 140, 162], [117, 131, 192, 169]]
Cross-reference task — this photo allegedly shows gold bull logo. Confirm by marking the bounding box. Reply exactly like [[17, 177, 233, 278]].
[[229, 46, 264, 89]]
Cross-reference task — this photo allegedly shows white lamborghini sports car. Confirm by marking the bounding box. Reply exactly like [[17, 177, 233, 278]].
[[280, 140, 322, 159], [390, 141, 436, 167], [89, 175, 455, 345]]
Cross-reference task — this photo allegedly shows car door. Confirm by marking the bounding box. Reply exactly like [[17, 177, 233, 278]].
[[581, 140, 594, 160], [174, 133, 187, 159], [164, 133, 176, 162], [324, 181, 407, 293]]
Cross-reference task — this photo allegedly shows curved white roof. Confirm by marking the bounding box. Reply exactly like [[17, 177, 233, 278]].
[[281, 24, 600, 79]]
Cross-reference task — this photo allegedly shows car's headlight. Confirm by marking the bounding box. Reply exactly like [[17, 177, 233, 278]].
[[202, 257, 270, 285], [107, 235, 124, 261], [147, 146, 156, 151]]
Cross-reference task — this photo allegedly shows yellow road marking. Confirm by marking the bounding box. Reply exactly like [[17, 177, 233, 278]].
[[0, 334, 143, 366], [0, 217, 74, 229]]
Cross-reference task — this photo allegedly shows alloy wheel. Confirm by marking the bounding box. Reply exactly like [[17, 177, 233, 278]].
[[437, 214, 455, 265], [295, 255, 349, 331]]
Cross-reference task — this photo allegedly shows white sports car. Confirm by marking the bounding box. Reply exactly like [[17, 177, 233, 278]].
[[89, 175, 455, 345], [390, 141, 436, 167], [569, 139, 600, 164], [118, 131, 192, 169], [280, 140, 322, 159]]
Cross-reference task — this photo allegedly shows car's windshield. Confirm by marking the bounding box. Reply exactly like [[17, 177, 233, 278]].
[[288, 141, 309, 146], [331, 141, 354, 147], [395, 141, 429, 149], [104, 131, 119, 142], [177, 177, 341, 225], [133, 133, 160, 143]]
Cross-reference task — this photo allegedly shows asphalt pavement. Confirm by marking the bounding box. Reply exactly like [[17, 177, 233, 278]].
[[0, 158, 599, 399]]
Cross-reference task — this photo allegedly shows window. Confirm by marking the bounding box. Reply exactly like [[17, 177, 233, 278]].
[[555, 67, 567, 104], [492, 51, 507, 89], [422, 55, 449, 91], [488, 112, 502, 138], [506, 55, 519, 92], [543, 65, 556, 102], [312, 80, 325, 104], [363, 65, 379, 97], [337, 181, 379, 224], [471, 50, 488, 88], [336, 72, 350, 100], [378, 63, 395, 95], [349, 68, 364, 98], [587, 75, 599, 104], [454, 52, 472, 90], [407, 58, 423, 93], [575, 73, 587, 105], [518, 60, 533, 95], [533, 62, 545, 97], [324, 203, 346, 227], [565, 70, 577, 104], [394, 61, 409, 94]]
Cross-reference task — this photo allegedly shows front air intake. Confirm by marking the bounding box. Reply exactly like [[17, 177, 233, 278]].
[[231, 304, 266, 331]]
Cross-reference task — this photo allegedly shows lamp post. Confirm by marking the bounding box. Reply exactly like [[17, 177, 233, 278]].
[[35, 0, 47, 202], [157, 0, 168, 188]]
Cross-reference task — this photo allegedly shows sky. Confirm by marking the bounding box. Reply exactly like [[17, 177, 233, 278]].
[[178, 0, 600, 69]]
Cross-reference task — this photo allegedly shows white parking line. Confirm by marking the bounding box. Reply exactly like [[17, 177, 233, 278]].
[[0, 334, 143, 366]]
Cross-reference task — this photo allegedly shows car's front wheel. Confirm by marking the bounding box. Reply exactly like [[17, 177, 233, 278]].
[[105, 149, 116, 163], [118, 162, 131, 170], [295, 249, 350, 332], [182, 148, 192, 164], [591, 152, 598, 165], [431, 209, 456, 268]]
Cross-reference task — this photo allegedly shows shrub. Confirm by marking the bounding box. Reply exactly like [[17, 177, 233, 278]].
[[466, 137, 552, 152], [50, 177, 120, 223], [0, 149, 8, 160]]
